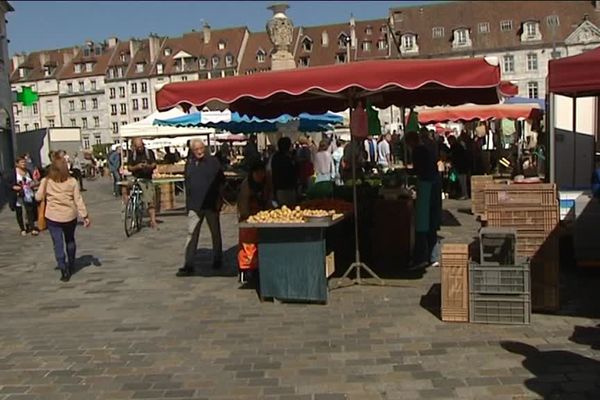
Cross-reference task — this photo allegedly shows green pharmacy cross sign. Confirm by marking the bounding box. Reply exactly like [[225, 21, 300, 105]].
[[16, 87, 39, 106]]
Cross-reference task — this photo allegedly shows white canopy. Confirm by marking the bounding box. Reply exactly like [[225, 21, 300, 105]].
[[119, 108, 215, 138]]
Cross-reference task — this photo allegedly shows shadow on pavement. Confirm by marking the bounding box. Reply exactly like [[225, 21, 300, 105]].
[[569, 324, 600, 351], [188, 246, 238, 277], [501, 341, 600, 399], [420, 283, 442, 320], [441, 209, 461, 227], [72, 255, 102, 274]]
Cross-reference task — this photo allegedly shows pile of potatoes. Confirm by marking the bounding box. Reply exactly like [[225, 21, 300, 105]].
[[247, 206, 333, 224]]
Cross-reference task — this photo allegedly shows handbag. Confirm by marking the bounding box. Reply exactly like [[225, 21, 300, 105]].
[[37, 200, 47, 231]]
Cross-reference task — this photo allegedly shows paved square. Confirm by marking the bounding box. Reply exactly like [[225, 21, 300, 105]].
[[0, 179, 598, 400]]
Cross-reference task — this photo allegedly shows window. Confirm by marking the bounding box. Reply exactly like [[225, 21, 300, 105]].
[[94, 116, 99, 127], [67, 83, 73, 93], [380, 25, 388, 34], [120, 104, 127, 115], [111, 104, 117, 115], [142, 98, 149, 109], [401, 34, 416, 50], [547, 15, 559, 27], [92, 98, 98, 109], [181, 76, 188, 81], [338, 34, 349, 49], [335, 52, 347, 64], [32, 103, 38, 114], [34, 123, 39, 129], [95, 45, 103, 55], [257, 50, 266, 63], [93, 134, 101, 145], [527, 53, 538, 71], [299, 56, 310, 67], [141, 82, 147, 93], [302, 38, 313, 52], [500, 20, 513, 31], [44, 66, 52, 77], [524, 22, 539, 39], [365, 26, 373, 35], [82, 117, 88, 128], [136, 63, 144, 73], [478, 22, 490, 34], [164, 47, 171, 56], [528, 81, 539, 98], [70, 118, 76, 127], [24, 123, 28, 131], [85, 62, 93, 72], [48, 119, 55, 128], [157, 63, 164, 74], [74, 64, 82, 73], [455, 29, 468, 46], [503, 55, 515, 73], [218, 41, 226, 50], [199, 57, 207, 68], [83, 135, 90, 149], [362, 41, 372, 51], [79, 81, 85, 92], [112, 122, 119, 133], [109, 88, 116, 99], [80, 99, 86, 110], [225, 55, 234, 66], [211, 56, 219, 67], [378, 39, 388, 50], [91, 80, 96, 91], [119, 87, 125, 97], [432, 27, 445, 38], [117, 67, 124, 78], [121, 121, 127, 126], [132, 99, 139, 110], [134, 117, 140, 122], [69, 100, 75, 111], [120, 53, 127, 63], [131, 83, 138, 94]]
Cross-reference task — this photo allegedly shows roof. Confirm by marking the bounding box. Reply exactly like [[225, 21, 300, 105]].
[[10, 48, 77, 83], [58, 41, 117, 80], [389, 1, 600, 57], [239, 31, 274, 73], [548, 46, 600, 96], [126, 39, 153, 79]]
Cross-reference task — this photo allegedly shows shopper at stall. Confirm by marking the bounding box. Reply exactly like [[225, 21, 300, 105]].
[[7, 155, 39, 236], [341, 137, 366, 182], [314, 139, 335, 183], [271, 137, 297, 206], [127, 137, 158, 229], [377, 133, 392, 171], [163, 146, 181, 164], [406, 131, 440, 269], [177, 139, 224, 277], [35, 155, 90, 282], [364, 135, 378, 169], [243, 135, 260, 170], [448, 135, 470, 200], [296, 136, 314, 195], [332, 139, 345, 185]]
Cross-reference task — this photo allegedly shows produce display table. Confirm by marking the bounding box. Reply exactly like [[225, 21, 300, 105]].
[[152, 177, 185, 215], [239, 215, 346, 304]]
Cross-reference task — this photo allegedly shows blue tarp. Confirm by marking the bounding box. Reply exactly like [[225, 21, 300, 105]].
[[153, 111, 343, 134]]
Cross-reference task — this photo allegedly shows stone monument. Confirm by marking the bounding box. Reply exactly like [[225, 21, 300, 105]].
[[266, 3, 296, 71]]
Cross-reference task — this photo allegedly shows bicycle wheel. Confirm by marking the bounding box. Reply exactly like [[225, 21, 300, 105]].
[[124, 196, 137, 237]]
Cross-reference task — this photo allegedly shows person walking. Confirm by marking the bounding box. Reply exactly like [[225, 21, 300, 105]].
[[70, 153, 85, 191], [7, 155, 39, 236], [108, 145, 122, 197], [35, 156, 90, 282], [177, 139, 225, 277]]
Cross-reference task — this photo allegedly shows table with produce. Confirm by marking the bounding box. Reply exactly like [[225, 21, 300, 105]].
[[239, 200, 353, 304]]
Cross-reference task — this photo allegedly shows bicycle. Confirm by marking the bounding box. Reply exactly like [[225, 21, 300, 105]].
[[124, 178, 145, 237]]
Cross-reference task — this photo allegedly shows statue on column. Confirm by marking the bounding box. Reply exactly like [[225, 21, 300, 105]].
[[266, 3, 296, 70]]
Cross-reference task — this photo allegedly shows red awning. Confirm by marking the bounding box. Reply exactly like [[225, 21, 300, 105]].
[[499, 81, 518, 97], [157, 58, 502, 118], [418, 104, 543, 124], [548, 46, 600, 97]]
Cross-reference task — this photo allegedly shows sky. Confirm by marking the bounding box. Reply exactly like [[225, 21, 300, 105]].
[[7, 1, 437, 55]]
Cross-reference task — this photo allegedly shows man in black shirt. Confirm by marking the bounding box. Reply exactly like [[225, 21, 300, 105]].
[[127, 137, 158, 228], [271, 137, 297, 206], [177, 139, 225, 276]]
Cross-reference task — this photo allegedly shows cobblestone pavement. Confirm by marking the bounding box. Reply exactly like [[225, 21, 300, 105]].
[[0, 178, 598, 400]]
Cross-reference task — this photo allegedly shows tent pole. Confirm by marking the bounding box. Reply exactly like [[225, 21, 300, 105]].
[[572, 96, 577, 188], [549, 94, 556, 184]]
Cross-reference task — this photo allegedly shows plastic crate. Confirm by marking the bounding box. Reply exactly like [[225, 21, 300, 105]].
[[441, 244, 469, 322], [484, 184, 557, 208], [479, 227, 517, 266], [469, 294, 531, 325], [486, 206, 559, 233], [469, 263, 530, 294]]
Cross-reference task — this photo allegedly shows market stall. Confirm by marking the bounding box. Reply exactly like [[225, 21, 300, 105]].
[[156, 57, 505, 302]]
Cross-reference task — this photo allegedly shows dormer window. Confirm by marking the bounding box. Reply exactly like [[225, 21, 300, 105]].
[[199, 57, 207, 68], [157, 63, 164, 74], [256, 50, 266, 63], [44, 66, 52, 77], [85, 62, 93, 72], [400, 34, 419, 53], [74, 64, 82, 73], [225, 54, 234, 67], [218, 41, 226, 50], [18, 68, 25, 78], [83, 48, 91, 57], [95, 45, 103, 55], [321, 31, 329, 47], [299, 56, 310, 67], [164, 47, 172, 56], [378, 38, 388, 50], [500, 20, 513, 32], [380, 25, 388, 34], [338, 33, 349, 49], [547, 15, 560, 27], [452, 28, 472, 48], [362, 40, 372, 52], [120, 53, 127, 62], [136, 63, 144, 73], [302, 37, 313, 52], [365, 26, 373, 35], [521, 21, 542, 41], [478, 22, 490, 34], [117, 66, 124, 77], [211, 55, 219, 67]]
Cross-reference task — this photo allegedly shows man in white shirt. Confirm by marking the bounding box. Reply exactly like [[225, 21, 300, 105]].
[[363, 135, 378, 168], [378, 134, 392, 172]]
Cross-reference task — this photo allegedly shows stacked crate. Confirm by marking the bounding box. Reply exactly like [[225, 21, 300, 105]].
[[471, 175, 494, 217], [441, 244, 469, 322], [483, 183, 560, 312], [469, 228, 531, 325]]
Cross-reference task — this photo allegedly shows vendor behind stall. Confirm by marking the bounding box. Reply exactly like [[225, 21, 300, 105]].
[[163, 146, 181, 164]]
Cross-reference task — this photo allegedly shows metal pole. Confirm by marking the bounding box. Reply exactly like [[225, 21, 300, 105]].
[[572, 96, 577, 188], [549, 93, 555, 183]]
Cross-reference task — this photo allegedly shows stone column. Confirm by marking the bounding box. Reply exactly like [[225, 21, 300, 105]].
[[266, 3, 296, 71]]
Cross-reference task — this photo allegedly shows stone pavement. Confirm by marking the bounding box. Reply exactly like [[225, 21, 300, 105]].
[[0, 178, 598, 400]]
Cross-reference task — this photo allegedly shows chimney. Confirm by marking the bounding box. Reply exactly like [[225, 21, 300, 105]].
[[12, 53, 25, 70], [107, 37, 119, 48], [129, 39, 141, 58], [203, 22, 211, 44], [39, 52, 48, 67], [321, 30, 329, 47], [149, 34, 161, 63], [350, 15, 357, 48]]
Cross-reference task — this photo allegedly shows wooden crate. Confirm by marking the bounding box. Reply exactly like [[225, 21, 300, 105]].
[[486, 206, 559, 234], [441, 243, 469, 322], [471, 175, 494, 216], [484, 183, 558, 208]]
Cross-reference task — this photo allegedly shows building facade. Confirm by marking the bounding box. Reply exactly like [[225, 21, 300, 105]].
[[0, 0, 13, 172]]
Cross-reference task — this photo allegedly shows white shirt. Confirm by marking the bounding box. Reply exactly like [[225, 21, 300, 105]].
[[378, 140, 391, 166]]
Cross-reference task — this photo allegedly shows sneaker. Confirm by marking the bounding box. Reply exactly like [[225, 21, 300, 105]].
[[176, 267, 193, 277], [430, 261, 440, 268], [20, 230, 27, 237]]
